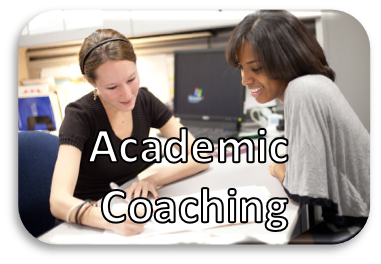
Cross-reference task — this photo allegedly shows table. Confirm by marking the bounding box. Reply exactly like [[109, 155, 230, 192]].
[[39, 137, 301, 245]]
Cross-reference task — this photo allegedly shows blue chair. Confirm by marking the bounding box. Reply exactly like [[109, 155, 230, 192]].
[[18, 131, 59, 237]]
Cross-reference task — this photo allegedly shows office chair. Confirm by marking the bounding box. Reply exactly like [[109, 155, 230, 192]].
[[18, 131, 59, 238]]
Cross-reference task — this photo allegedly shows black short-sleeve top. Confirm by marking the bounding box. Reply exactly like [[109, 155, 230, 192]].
[[59, 87, 173, 200]]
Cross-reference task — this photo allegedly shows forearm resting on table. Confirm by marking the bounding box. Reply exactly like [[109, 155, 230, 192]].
[[50, 146, 147, 236], [50, 193, 114, 231]]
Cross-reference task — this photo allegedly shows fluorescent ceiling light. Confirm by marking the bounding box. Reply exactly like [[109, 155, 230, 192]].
[[28, 10, 64, 35], [63, 10, 103, 30], [290, 11, 322, 19], [102, 10, 132, 20], [130, 10, 240, 21], [129, 32, 212, 44]]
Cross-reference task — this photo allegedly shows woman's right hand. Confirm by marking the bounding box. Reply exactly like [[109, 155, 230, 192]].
[[108, 205, 148, 236]]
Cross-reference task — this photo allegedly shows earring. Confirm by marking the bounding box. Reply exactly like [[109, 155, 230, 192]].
[[93, 88, 98, 101]]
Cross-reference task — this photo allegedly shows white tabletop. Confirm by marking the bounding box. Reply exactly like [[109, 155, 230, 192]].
[[39, 137, 300, 245]]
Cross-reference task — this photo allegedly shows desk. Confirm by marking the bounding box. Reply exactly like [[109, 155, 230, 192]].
[[39, 138, 301, 245]]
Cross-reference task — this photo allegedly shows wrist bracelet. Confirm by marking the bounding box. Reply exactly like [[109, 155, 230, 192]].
[[66, 201, 86, 223], [77, 201, 98, 225], [74, 199, 92, 225]]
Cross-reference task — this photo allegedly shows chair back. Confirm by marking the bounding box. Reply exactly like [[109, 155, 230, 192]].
[[18, 131, 58, 237]]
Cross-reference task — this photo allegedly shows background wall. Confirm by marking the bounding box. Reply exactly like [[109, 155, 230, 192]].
[[320, 10, 370, 132], [18, 48, 29, 86]]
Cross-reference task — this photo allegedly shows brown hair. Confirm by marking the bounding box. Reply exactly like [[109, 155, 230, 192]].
[[226, 10, 335, 82], [79, 29, 136, 84]]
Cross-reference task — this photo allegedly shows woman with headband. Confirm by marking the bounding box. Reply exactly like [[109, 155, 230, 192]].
[[226, 10, 369, 243], [49, 29, 209, 236]]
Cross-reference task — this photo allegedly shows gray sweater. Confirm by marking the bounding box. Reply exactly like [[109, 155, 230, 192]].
[[282, 75, 369, 230]]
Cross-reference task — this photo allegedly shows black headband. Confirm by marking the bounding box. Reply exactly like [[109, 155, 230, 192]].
[[80, 38, 131, 75]]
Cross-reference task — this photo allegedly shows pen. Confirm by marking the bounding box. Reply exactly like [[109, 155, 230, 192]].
[[109, 182, 131, 203]]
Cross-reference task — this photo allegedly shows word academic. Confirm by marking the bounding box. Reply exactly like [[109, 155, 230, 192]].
[[90, 128, 288, 164]]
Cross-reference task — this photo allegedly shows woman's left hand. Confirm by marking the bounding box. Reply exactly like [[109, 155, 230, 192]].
[[125, 177, 159, 200], [268, 162, 286, 183]]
